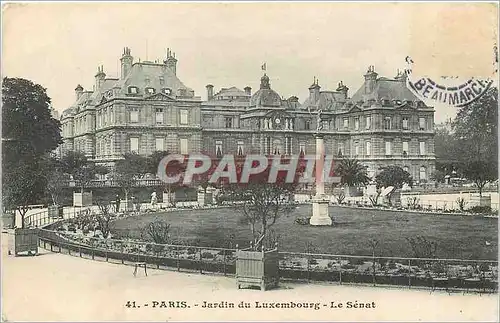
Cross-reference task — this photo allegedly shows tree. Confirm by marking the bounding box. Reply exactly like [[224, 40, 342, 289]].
[[2, 77, 62, 227], [142, 220, 171, 244], [453, 87, 498, 165], [461, 160, 497, 196], [213, 155, 306, 251], [335, 158, 371, 187], [452, 87, 498, 192], [375, 165, 413, 189], [113, 153, 148, 208], [60, 151, 108, 193], [375, 166, 413, 205], [42, 156, 69, 206]]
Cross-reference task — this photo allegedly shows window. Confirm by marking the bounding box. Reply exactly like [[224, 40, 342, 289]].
[[130, 137, 139, 153], [354, 118, 360, 130], [155, 108, 164, 124], [419, 141, 426, 155], [385, 141, 392, 156], [128, 86, 138, 94], [305, 120, 311, 130], [180, 138, 188, 154], [155, 138, 164, 151], [162, 88, 172, 95], [237, 141, 244, 156], [285, 137, 292, 155], [403, 166, 410, 173], [366, 141, 371, 156], [365, 116, 371, 130], [354, 142, 360, 156], [215, 140, 223, 157], [159, 76, 165, 85], [338, 143, 344, 156], [384, 117, 392, 130], [419, 117, 426, 130], [180, 110, 188, 125], [130, 108, 139, 123], [146, 87, 155, 95], [266, 137, 272, 155], [403, 141, 409, 156], [273, 140, 282, 155], [419, 166, 427, 181], [299, 142, 306, 155], [343, 118, 349, 129], [225, 117, 233, 128], [402, 117, 409, 130], [109, 107, 114, 124]]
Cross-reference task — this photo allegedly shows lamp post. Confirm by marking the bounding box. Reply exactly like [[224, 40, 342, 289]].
[[309, 110, 333, 226]]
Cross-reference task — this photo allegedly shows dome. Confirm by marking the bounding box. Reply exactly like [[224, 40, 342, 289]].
[[250, 73, 282, 107], [250, 88, 282, 107]]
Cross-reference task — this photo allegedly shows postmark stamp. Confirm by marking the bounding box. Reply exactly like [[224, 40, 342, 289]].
[[405, 56, 495, 107]]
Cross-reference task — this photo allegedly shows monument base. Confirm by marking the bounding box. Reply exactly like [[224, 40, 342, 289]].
[[309, 196, 332, 226]]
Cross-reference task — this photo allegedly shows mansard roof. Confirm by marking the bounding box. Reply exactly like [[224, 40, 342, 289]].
[[214, 86, 249, 99], [302, 91, 347, 111], [113, 62, 195, 97], [351, 77, 420, 103]]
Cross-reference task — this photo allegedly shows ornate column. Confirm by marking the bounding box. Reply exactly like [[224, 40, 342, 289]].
[[309, 133, 332, 226]]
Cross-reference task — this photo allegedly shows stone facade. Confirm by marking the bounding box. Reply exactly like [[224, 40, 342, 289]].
[[60, 47, 202, 170], [60, 49, 435, 183]]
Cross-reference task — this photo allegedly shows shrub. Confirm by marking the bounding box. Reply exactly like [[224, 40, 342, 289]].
[[294, 217, 310, 225], [468, 206, 492, 214], [201, 251, 215, 259], [349, 258, 366, 266]]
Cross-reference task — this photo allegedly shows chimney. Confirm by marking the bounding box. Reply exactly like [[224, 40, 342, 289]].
[[164, 48, 178, 75], [336, 81, 349, 99], [206, 84, 214, 100], [244, 86, 252, 96], [75, 84, 83, 100], [364, 65, 378, 94], [308, 77, 321, 103], [394, 69, 407, 82], [120, 47, 133, 79], [95, 65, 106, 90]]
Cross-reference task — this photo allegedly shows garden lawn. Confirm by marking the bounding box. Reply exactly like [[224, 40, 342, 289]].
[[110, 205, 498, 260]]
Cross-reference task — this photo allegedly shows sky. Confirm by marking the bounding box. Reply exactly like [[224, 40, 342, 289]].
[[2, 2, 498, 124]]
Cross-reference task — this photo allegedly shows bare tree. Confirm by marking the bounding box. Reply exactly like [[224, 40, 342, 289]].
[[143, 220, 171, 244], [406, 236, 438, 259]]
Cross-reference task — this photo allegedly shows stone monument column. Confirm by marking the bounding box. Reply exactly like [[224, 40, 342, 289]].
[[309, 133, 332, 226]]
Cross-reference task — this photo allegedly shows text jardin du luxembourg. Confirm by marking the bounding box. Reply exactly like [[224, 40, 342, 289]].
[[199, 301, 376, 310]]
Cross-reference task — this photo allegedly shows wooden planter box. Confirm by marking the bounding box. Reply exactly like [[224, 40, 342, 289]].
[[197, 192, 213, 206], [236, 247, 279, 291], [12, 228, 38, 256], [2, 212, 15, 230], [48, 205, 63, 219], [73, 192, 92, 207]]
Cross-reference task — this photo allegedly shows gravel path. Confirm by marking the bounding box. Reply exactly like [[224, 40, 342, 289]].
[[2, 233, 498, 322]]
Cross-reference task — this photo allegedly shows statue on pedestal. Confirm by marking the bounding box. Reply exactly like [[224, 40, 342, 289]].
[[316, 109, 323, 133], [151, 192, 157, 207]]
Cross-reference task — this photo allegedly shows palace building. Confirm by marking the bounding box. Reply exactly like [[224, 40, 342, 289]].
[[60, 48, 435, 183]]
